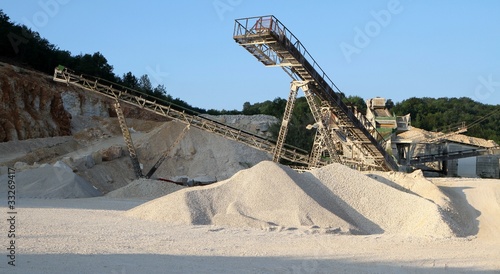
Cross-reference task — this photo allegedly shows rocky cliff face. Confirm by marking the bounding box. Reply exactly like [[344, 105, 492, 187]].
[[0, 63, 71, 142], [0, 62, 169, 143], [60, 90, 110, 118]]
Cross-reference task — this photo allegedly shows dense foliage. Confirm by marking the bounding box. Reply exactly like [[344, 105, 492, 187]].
[[392, 97, 500, 144], [240, 97, 315, 150]]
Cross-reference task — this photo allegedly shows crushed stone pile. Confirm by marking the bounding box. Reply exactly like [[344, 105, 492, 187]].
[[106, 178, 185, 199], [310, 164, 455, 237], [127, 161, 457, 237], [0, 162, 101, 198], [135, 121, 271, 181], [365, 169, 452, 210], [127, 161, 358, 233]]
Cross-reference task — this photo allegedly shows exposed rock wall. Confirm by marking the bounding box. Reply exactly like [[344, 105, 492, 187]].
[[0, 63, 71, 142], [201, 114, 279, 137], [61, 90, 109, 118], [0, 62, 167, 142]]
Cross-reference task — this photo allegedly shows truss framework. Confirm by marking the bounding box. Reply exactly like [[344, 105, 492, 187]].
[[273, 81, 300, 162], [113, 100, 143, 178], [302, 84, 343, 166], [53, 67, 310, 166], [234, 15, 398, 171]]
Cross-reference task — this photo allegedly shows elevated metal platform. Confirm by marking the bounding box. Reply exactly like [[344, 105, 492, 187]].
[[234, 15, 398, 171], [53, 67, 310, 166]]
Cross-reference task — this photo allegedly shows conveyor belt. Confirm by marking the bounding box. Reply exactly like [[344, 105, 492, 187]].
[[53, 67, 310, 165], [233, 15, 398, 171], [410, 148, 495, 165]]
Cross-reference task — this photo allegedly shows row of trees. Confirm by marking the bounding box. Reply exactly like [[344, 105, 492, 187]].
[[392, 97, 500, 144], [239, 95, 500, 149]]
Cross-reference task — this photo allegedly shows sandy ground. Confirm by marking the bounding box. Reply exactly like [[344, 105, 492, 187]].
[[1, 178, 499, 274]]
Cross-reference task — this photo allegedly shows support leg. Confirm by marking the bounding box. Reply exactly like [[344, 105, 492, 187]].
[[272, 81, 301, 163], [303, 84, 343, 165], [114, 99, 143, 178]]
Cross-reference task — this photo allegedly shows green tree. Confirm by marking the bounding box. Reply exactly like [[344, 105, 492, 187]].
[[343, 95, 367, 114], [122, 72, 139, 90], [73, 52, 114, 81], [139, 74, 153, 93], [393, 97, 500, 144], [153, 84, 171, 100]]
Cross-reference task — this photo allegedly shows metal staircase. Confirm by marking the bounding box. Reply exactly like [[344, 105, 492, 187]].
[[53, 66, 310, 166], [113, 100, 143, 178], [272, 82, 299, 162], [233, 15, 398, 171]]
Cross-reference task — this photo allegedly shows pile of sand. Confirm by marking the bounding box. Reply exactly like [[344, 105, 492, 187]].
[[366, 169, 452, 209], [126, 161, 457, 237], [127, 161, 358, 233], [106, 178, 185, 199], [135, 121, 270, 181], [0, 162, 101, 198], [311, 164, 455, 237], [433, 178, 500, 239]]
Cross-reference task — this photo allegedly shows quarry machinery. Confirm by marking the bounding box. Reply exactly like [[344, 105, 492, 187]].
[[405, 125, 498, 166], [423, 122, 468, 144], [233, 15, 399, 171], [53, 66, 311, 177], [397, 122, 469, 167]]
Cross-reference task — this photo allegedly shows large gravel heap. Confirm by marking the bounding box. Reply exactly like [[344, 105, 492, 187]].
[[127, 161, 457, 237], [106, 178, 185, 199], [0, 162, 101, 198], [135, 121, 271, 181]]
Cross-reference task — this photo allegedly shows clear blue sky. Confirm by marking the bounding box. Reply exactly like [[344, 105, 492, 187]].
[[2, 0, 500, 110]]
